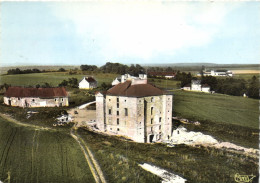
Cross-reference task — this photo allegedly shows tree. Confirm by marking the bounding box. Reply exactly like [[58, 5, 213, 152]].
[[58, 68, 66, 72]]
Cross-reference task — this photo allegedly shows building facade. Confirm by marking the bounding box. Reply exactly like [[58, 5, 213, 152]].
[[96, 80, 173, 143], [4, 87, 69, 107], [111, 74, 147, 86], [183, 80, 210, 93], [79, 76, 97, 89]]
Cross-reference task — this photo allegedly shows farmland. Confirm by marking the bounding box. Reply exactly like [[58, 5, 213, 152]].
[[77, 128, 258, 183], [0, 117, 95, 183], [173, 90, 259, 148], [0, 72, 117, 87]]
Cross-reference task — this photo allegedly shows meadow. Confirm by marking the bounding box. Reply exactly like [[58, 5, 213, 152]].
[[78, 128, 259, 183], [0, 117, 95, 183], [173, 90, 259, 148], [0, 72, 117, 87]]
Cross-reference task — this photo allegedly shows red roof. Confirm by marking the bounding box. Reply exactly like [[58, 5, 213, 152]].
[[4, 87, 68, 98], [106, 81, 165, 97]]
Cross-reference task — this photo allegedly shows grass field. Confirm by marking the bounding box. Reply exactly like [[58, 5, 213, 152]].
[[0, 117, 95, 183], [0, 72, 117, 87], [78, 128, 259, 183], [173, 90, 259, 148]]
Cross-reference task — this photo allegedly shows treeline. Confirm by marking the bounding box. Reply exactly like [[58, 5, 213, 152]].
[[176, 73, 259, 99], [80, 62, 145, 76], [7, 68, 42, 75]]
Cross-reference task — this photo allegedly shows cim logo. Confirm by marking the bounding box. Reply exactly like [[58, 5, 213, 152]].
[[234, 173, 255, 183]]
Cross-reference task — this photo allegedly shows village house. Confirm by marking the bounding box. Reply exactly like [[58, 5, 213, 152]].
[[96, 79, 173, 143], [79, 76, 97, 89], [148, 72, 176, 79], [197, 69, 233, 77], [111, 74, 147, 86], [4, 87, 68, 107], [183, 80, 211, 93]]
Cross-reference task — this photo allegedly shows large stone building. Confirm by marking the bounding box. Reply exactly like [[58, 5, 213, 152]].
[[4, 87, 68, 107], [96, 79, 173, 143]]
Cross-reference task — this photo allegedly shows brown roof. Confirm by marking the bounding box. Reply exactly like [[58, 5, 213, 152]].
[[4, 87, 68, 98], [106, 81, 165, 97], [85, 77, 96, 83]]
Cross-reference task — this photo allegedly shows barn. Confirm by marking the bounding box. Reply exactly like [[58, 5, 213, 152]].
[[4, 87, 69, 107]]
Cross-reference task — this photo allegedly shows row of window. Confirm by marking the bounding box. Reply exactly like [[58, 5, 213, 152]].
[[108, 108, 128, 116], [150, 117, 162, 124]]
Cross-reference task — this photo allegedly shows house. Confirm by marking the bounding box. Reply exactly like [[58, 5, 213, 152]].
[[148, 72, 176, 79], [198, 69, 233, 77], [182, 80, 211, 93], [79, 76, 97, 89], [96, 79, 173, 143], [4, 87, 69, 107], [111, 74, 147, 86]]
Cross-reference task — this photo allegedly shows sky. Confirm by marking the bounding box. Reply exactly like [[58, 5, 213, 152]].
[[1, 1, 260, 66]]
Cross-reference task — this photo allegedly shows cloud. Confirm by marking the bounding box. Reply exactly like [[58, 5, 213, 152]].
[[51, 2, 240, 62]]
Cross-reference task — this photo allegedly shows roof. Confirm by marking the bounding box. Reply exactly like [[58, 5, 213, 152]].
[[84, 77, 96, 83], [106, 81, 165, 97], [202, 84, 210, 88], [184, 84, 191, 87], [4, 87, 68, 98]]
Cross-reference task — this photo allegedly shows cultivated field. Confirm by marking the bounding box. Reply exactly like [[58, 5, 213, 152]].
[[0, 72, 117, 87], [0, 117, 95, 183]]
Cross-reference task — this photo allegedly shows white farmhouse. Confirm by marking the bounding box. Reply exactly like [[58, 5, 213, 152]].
[[79, 76, 97, 89], [111, 74, 147, 86], [96, 79, 173, 143], [182, 80, 211, 93]]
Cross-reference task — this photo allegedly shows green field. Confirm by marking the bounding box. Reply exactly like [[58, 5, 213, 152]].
[[173, 90, 259, 148], [78, 128, 258, 183], [0, 72, 117, 87], [0, 117, 95, 183]]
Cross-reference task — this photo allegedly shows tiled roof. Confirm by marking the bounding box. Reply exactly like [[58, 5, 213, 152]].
[[106, 81, 165, 97], [4, 87, 68, 98], [85, 77, 96, 82]]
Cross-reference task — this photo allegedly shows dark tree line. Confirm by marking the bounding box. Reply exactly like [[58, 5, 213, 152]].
[[200, 76, 259, 99], [7, 68, 41, 75], [80, 62, 145, 76]]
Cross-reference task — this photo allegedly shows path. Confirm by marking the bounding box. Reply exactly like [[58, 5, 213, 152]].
[[0, 113, 55, 131], [70, 127, 106, 183]]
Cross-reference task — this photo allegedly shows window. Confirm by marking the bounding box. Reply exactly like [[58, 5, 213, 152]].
[[151, 118, 153, 124], [124, 108, 128, 116], [151, 97, 154, 102], [55, 99, 57, 101], [125, 100, 127, 102], [117, 97, 119, 102], [159, 117, 162, 122], [117, 103, 119, 108], [117, 111, 119, 116], [117, 118, 119, 125], [109, 99, 111, 102], [32, 99, 35, 102], [108, 109, 112, 115], [117, 128, 120, 131], [61, 98, 64, 102], [151, 127, 153, 131], [159, 125, 161, 130], [151, 107, 153, 115]]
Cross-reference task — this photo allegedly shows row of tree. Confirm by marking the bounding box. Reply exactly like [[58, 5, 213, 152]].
[[7, 68, 41, 75], [175, 73, 259, 99], [80, 62, 145, 76]]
